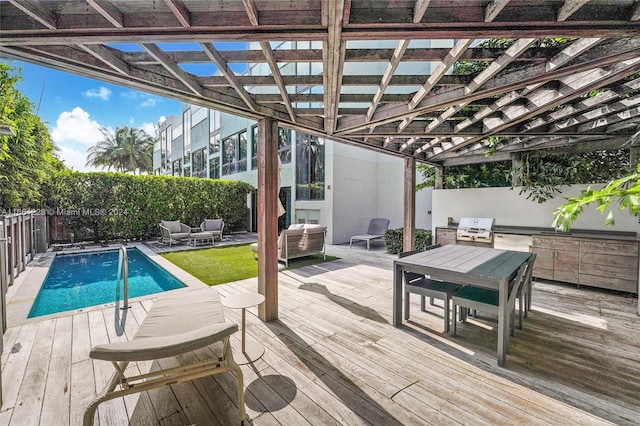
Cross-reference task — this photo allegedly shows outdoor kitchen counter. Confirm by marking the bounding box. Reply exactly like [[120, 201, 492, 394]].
[[440, 224, 639, 241], [437, 225, 639, 294]]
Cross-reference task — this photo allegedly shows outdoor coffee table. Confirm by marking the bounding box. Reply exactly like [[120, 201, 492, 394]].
[[222, 292, 266, 365], [190, 231, 214, 246]]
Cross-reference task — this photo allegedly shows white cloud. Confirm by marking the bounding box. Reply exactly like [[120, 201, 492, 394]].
[[51, 107, 105, 145], [121, 91, 140, 101], [140, 97, 159, 108], [57, 144, 97, 172], [83, 86, 112, 100], [141, 121, 157, 136]]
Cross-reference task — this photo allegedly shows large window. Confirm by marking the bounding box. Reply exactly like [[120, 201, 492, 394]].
[[209, 157, 220, 179], [209, 132, 220, 155], [161, 125, 171, 171], [238, 130, 248, 172], [172, 159, 182, 176], [278, 128, 292, 164], [251, 125, 258, 169], [296, 133, 325, 200], [183, 110, 191, 164], [222, 130, 248, 175], [192, 148, 206, 178], [251, 126, 291, 169]]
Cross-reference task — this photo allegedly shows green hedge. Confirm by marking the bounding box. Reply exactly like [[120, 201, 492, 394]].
[[384, 228, 433, 254], [42, 172, 254, 242]]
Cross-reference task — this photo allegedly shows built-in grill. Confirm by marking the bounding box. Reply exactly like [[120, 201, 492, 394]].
[[456, 217, 495, 247]]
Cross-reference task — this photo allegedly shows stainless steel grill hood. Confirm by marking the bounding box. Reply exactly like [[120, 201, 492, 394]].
[[456, 217, 495, 245]]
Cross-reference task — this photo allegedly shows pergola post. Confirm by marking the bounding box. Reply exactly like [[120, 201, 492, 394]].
[[257, 118, 279, 322], [403, 157, 416, 252], [434, 165, 444, 190], [631, 147, 639, 170], [511, 152, 522, 186]]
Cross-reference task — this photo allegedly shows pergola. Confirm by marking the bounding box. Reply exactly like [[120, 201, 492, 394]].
[[1, 0, 639, 320]]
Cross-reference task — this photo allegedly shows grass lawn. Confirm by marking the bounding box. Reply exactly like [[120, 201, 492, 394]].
[[161, 243, 337, 286]]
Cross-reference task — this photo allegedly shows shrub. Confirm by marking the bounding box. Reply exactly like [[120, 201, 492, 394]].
[[42, 171, 254, 243], [384, 228, 433, 254]]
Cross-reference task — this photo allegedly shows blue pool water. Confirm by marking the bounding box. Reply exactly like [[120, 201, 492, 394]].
[[28, 248, 185, 318]]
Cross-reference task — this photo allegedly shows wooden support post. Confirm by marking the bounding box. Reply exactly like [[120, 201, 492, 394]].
[[20, 214, 26, 271], [8, 217, 14, 286], [257, 118, 279, 322], [434, 165, 444, 189], [511, 152, 522, 186], [403, 157, 416, 252]]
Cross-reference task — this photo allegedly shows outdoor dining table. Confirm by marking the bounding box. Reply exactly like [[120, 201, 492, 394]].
[[393, 244, 533, 366]]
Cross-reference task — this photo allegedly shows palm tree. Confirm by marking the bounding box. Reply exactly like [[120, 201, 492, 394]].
[[86, 125, 154, 174]]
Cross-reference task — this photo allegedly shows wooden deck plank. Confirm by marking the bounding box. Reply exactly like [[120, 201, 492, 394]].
[[2, 321, 38, 410], [87, 309, 129, 426], [2, 248, 640, 426], [40, 315, 73, 426], [11, 319, 55, 425]]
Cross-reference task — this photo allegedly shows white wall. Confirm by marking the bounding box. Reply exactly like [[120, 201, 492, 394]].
[[432, 185, 640, 233], [329, 142, 433, 244]]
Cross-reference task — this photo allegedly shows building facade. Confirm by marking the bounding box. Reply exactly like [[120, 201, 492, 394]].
[[153, 40, 441, 244]]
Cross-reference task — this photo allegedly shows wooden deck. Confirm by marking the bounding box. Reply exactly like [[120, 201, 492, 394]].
[[2, 246, 640, 425]]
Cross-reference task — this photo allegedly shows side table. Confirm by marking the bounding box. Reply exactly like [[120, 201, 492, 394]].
[[222, 292, 266, 365]]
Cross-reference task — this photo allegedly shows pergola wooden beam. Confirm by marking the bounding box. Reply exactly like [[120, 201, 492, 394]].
[[2, 0, 640, 166], [7, 0, 56, 29], [407, 37, 535, 153], [453, 37, 602, 135], [427, 58, 640, 159], [86, 0, 124, 28], [165, 0, 191, 27], [77, 44, 130, 75], [323, 0, 346, 135], [241, 0, 296, 122], [337, 37, 640, 135], [141, 43, 204, 96], [199, 42, 257, 111]]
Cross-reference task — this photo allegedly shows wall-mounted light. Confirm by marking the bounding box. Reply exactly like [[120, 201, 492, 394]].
[[0, 124, 16, 137]]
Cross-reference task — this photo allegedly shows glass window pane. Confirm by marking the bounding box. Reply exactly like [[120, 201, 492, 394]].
[[209, 157, 220, 179], [238, 130, 248, 172], [209, 132, 220, 155], [251, 125, 258, 170]]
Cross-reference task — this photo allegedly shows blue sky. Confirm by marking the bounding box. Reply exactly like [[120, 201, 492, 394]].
[[3, 42, 249, 172], [4, 59, 182, 171]]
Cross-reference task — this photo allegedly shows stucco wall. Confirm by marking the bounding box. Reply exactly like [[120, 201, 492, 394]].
[[432, 185, 639, 233], [329, 143, 433, 244]]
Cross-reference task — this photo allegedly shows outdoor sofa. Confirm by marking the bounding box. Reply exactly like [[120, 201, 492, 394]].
[[252, 223, 327, 267]]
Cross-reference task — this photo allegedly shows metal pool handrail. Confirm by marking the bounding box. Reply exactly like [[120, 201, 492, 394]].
[[117, 245, 129, 310]]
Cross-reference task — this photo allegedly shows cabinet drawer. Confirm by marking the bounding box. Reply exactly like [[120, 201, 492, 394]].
[[532, 235, 580, 251], [580, 240, 638, 257], [580, 262, 638, 281], [580, 252, 637, 270]]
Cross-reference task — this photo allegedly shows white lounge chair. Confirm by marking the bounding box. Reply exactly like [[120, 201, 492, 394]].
[[349, 218, 390, 250], [84, 287, 245, 425]]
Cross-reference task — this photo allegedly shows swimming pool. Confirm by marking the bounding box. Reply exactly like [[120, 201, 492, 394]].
[[28, 248, 185, 318]]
